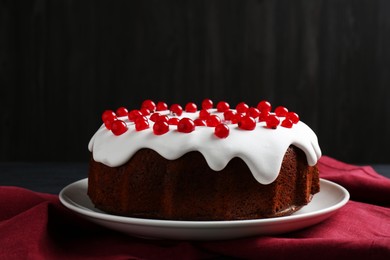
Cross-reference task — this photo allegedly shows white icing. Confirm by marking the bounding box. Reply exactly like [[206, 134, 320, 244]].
[[88, 109, 321, 184]]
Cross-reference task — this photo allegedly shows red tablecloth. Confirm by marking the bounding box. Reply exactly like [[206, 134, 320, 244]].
[[1, 156, 390, 259]]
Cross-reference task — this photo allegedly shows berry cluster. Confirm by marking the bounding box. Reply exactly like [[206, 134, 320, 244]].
[[101, 99, 299, 138]]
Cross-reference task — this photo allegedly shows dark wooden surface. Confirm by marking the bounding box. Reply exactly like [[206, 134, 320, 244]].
[[1, 0, 390, 163]]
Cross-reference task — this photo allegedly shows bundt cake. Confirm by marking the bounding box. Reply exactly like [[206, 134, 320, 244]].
[[87, 99, 321, 220]]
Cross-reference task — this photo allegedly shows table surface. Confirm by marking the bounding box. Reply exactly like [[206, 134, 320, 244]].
[[0, 162, 389, 194]]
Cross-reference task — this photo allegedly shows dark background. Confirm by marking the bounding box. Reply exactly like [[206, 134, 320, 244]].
[[1, 0, 389, 164]]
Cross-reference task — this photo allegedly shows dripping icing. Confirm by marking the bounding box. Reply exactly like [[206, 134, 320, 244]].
[[88, 109, 321, 185]]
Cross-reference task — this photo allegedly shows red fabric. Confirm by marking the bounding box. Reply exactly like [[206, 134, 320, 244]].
[[1, 156, 390, 259]]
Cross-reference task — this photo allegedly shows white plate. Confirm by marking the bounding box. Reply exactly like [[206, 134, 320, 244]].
[[59, 178, 349, 240]]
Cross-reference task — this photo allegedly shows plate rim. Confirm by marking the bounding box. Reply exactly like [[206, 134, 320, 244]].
[[59, 178, 349, 237]]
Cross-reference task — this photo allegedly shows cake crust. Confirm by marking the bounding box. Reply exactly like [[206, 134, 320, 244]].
[[88, 145, 319, 220]]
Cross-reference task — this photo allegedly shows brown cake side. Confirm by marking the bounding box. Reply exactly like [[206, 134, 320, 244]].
[[88, 145, 319, 221]]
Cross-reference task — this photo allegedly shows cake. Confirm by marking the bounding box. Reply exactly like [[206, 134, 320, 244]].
[[87, 99, 321, 221]]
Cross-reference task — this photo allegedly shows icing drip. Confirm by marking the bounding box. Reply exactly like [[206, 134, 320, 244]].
[[88, 109, 321, 184]]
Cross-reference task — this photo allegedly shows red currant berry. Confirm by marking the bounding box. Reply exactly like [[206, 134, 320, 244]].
[[202, 98, 213, 110], [116, 107, 128, 117], [194, 118, 207, 126], [156, 114, 169, 123], [185, 102, 197, 113], [247, 107, 260, 118], [274, 106, 289, 117], [286, 112, 300, 124], [281, 119, 293, 128], [258, 110, 270, 122], [238, 116, 256, 130], [128, 109, 143, 122], [266, 115, 280, 129], [177, 118, 195, 133], [216, 101, 230, 112], [206, 115, 222, 127], [156, 101, 168, 111], [135, 116, 150, 131], [236, 102, 249, 114], [141, 99, 156, 112], [149, 112, 161, 122], [168, 117, 179, 125], [257, 100, 272, 112], [231, 113, 244, 124], [102, 110, 117, 129], [153, 121, 169, 135], [214, 123, 230, 138], [170, 104, 183, 116], [199, 109, 210, 120], [104, 119, 117, 130], [102, 110, 116, 123], [140, 107, 151, 116], [111, 120, 128, 135], [223, 110, 236, 121]]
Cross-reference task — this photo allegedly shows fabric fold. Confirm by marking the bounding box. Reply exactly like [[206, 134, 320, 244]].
[[1, 157, 389, 259], [318, 156, 390, 206]]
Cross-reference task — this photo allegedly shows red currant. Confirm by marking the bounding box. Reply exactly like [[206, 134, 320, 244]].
[[140, 107, 151, 116], [247, 107, 260, 118], [266, 115, 280, 129], [216, 101, 230, 112], [128, 109, 143, 122], [149, 112, 161, 122], [102, 110, 116, 123], [141, 99, 156, 112], [177, 118, 195, 133], [257, 100, 272, 112], [156, 115, 169, 123], [214, 123, 230, 138], [170, 104, 183, 116], [111, 120, 128, 135], [223, 110, 236, 121], [258, 110, 270, 122], [206, 115, 222, 127], [168, 117, 179, 125], [194, 118, 207, 126], [102, 110, 117, 129], [281, 119, 293, 128], [236, 102, 249, 114], [104, 120, 115, 130], [274, 106, 289, 117], [231, 113, 244, 124], [199, 109, 210, 119], [135, 116, 150, 131], [156, 101, 168, 111], [202, 98, 213, 110], [238, 116, 256, 130], [116, 107, 128, 117], [185, 102, 197, 113], [286, 112, 300, 124], [153, 121, 169, 135]]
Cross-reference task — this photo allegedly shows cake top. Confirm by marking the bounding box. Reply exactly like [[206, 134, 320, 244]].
[[89, 99, 321, 184]]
